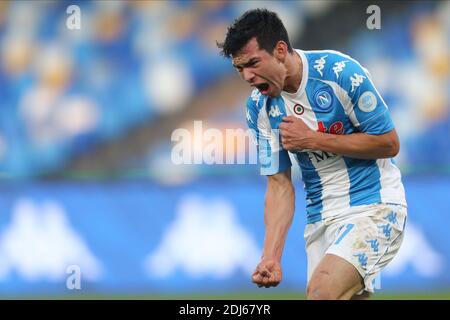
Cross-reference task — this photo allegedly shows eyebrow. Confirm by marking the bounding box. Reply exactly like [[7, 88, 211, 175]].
[[233, 58, 259, 69]]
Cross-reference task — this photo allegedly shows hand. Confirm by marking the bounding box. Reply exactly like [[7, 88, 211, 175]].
[[279, 116, 315, 151], [252, 258, 282, 288]]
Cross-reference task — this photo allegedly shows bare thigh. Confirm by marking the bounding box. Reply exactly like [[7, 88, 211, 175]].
[[306, 253, 365, 300]]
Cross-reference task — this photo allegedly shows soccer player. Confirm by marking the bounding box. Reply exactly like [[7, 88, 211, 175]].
[[217, 9, 407, 300]]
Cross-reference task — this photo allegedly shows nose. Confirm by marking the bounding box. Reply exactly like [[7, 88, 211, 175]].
[[242, 68, 255, 83]]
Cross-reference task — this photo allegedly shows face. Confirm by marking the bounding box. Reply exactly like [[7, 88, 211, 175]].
[[232, 37, 287, 97]]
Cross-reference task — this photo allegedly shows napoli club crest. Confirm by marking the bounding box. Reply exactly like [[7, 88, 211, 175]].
[[314, 89, 333, 111]]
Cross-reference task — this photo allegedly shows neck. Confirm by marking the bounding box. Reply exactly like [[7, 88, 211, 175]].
[[283, 50, 302, 94]]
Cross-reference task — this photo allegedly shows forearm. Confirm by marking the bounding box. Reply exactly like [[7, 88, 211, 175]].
[[262, 174, 295, 262], [307, 130, 399, 160]]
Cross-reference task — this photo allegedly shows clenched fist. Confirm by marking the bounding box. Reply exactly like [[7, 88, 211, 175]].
[[252, 258, 282, 288], [279, 115, 316, 151]]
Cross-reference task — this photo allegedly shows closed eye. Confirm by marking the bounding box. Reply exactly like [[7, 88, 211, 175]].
[[245, 60, 258, 68], [234, 58, 259, 71]]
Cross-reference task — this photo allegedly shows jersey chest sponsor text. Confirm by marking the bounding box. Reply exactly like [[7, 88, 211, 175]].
[[307, 150, 337, 164]]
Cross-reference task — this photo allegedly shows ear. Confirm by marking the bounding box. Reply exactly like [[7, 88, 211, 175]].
[[273, 41, 288, 62]]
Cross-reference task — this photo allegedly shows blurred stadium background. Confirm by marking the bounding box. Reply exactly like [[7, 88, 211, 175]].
[[0, 0, 449, 299]]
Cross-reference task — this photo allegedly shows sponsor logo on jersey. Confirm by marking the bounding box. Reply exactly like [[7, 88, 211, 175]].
[[314, 89, 333, 110], [329, 121, 344, 135], [316, 121, 344, 135], [358, 91, 377, 112], [293, 104, 305, 115], [350, 73, 367, 92], [268, 105, 283, 118], [307, 151, 336, 164], [246, 109, 254, 124], [313, 55, 328, 77], [251, 89, 261, 104], [333, 60, 349, 79]]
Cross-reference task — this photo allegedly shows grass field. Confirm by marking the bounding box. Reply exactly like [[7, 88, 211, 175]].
[[6, 291, 450, 300]]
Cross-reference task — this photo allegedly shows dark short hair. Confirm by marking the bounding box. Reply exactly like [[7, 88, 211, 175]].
[[217, 8, 293, 58]]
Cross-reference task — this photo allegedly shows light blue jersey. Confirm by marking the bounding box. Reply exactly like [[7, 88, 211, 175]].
[[246, 50, 406, 224]]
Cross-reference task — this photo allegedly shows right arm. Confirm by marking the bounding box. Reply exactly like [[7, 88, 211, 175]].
[[262, 168, 295, 261], [252, 168, 295, 287], [245, 92, 294, 287]]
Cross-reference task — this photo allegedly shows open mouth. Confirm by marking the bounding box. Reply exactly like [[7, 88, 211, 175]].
[[255, 83, 269, 94]]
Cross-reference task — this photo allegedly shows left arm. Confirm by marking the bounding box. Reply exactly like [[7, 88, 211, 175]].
[[279, 116, 400, 160]]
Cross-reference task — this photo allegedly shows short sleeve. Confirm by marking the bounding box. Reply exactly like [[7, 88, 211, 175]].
[[246, 93, 291, 175], [337, 58, 394, 135]]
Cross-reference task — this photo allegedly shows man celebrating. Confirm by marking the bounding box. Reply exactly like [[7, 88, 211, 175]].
[[217, 8, 407, 300]]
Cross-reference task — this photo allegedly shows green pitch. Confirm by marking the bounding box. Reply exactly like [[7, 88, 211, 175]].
[[5, 291, 450, 300]]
